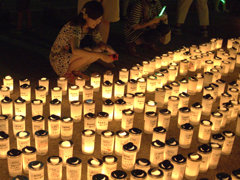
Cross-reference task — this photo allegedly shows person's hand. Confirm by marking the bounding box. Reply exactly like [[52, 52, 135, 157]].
[[151, 17, 161, 25], [106, 46, 117, 55], [132, 24, 142, 31], [100, 54, 114, 63]]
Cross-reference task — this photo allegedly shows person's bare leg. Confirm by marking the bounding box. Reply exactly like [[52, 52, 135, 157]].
[[99, 19, 110, 43]]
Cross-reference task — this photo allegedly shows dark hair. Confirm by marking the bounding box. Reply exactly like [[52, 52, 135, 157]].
[[70, 1, 104, 26]]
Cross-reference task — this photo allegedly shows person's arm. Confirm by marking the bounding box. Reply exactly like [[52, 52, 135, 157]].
[[132, 15, 167, 30]]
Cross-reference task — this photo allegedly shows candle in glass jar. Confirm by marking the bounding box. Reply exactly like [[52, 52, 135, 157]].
[[167, 96, 179, 117], [115, 130, 129, 156], [102, 99, 114, 121], [179, 78, 188, 93], [111, 170, 127, 180], [210, 111, 223, 133], [198, 120, 212, 143], [75, 76, 85, 94], [209, 142, 222, 170], [130, 169, 147, 180], [179, 123, 194, 149], [164, 138, 179, 160], [158, 109, 171, 130], [152, 126, 166, 142], [127, 79, 137, 94], [195, 73, 204, 92], [215, 79, 226, 97], [168, 65, 177, 82], [92, 174, 109, 180], [68, 85, 79, 101], [188, 76, 198, 95], [236, 114, 240, 136], [122, 109, 134, 130], [70, 101, 82, 122], [48, 115, 61, 139], [150, 140, 165, 167], [66, 157, 82, 180], [155, 72, 165, 89], [211, 133, 225, 147], [61, 117, 73, 140], [170, 81, 180, 96], [102, 81, 113, 99], [122, 142, 138, 171], [1, 96, 13, 118], [16, 131, 30, 150], [190, 102, 202, 125], [101, 130, 115, 155], [184, 152, 202, 180], [82, 129, 95, 154], [228, 87, 239, 101], [179, 59, 189, 76], [216, 172, 232, 180], [178, 107, 191, 128], [32, 115, 45, 137], [155, 88, 165, 108], [7, 149, 22, 177], [163, 85, 172, 104], [57, 77, 68, 95], [35, 130, 48, 155], [91, 73, 101, 92], [0, 114, 9, 134], [158, 160, 174, 180], [171, 154, 186, 180], [83, 85, 94, 101], [14, 97, 26, 117], [47, 156, 62, 180], [59, 140, 73, 166], [222, 130, 235, 155], [49, 99, 61, 117], [137, 78, 147, 93], [35, 86, 46, 104], [51, 87, 62, 101], [22, 146, 36, 174], [12, 115, 25, 136], [114, 80, 126, 99], [20, 84, 31, 102], [19, 78, 30, 86], [129, 128, 142, 151], [198, 144, 212, 173], [144, 111, 157, 134], [102, 155, 118, 178], [130, 66, 140, 80], [38, 77, 49, 95], [28, 160, 44, 180], [145, 100, 157, 113], [31, 99, 43, 116], [103, 70, 114, 83], [114, 99, 126, 121], [96, 112, 109, 134], [87, 157, 103, 180], [202, 94, 214, 116], [124, 93, 135, 110], [0, 85, 10, 102], [135, 158, 151, 173], [3, 75, 14, 93], [178, 92, 190, 108], [83, 99, 95, 115], [84, 113, 96, 131], [147, 75, 157, 93], [0, 131, 9, 159]]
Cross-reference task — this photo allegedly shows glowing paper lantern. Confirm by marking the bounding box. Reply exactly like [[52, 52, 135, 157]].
[[0, 131, 9, 159], [47, 156, 62, 180], [122, 142, 137, 171], [59, 140, 73, 166], [68, 85, 79, 101], [57, 77, 68, 95], [16, 130, 30, 150], [101, 130, 115, 155], [61, 117, 73, 140], [35, 130, 48, 155], [66, 157, 82, 180], [82, 129, 95, 155], [28, 160, 44, 180], [179, 123, 194, 149], [51, 87, 62, 101], [87, 158, 103, 180], [7, 149, 22, 177], [22, 146, 36, 174], [184, 152, 202, 180], [91, 73, 101, 92]]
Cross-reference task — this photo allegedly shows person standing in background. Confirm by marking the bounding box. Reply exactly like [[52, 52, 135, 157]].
[[78, 0, 120, 43]]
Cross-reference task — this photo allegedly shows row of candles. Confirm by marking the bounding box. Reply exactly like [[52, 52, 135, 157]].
[[0, 37, 240, 180]]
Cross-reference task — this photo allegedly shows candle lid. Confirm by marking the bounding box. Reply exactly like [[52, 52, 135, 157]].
[[103, 155, 117, 163], [136, 158, 150, 166], [35, 85, 46, 91], [115, 99, 126, 105], [32, 115, 44, 121], [203, 94, 213, 100], [59, 140, 73, 147], [12, 175, 29, 180], [20, 83, 30, 88], [1, 96, 12, 103], [97, 112, 109, 118], [153, 126, 166, 133], [22, 146, 36, 154], [146, 111, 157, 117], [216, 172, 231, 180], [66, 157, 81, 165], [129, 128, 142, 134], [103, 81, 112, 86], [50, 98, 61, 104], [16, 131, 30, 138], [88, 158, 103, 166], [0, 131, 9, 140], [131, 169, 147, 178], [28, 161, 44, 170], [82, 129, 95, 136], [0, 115, 8, 120], [123, 142, 137, 151], [103, 99, 114, 105], [152, 140, 165, 148], [101, 130, 114, 137], [116, 130, 129, 137], [84, 113, 96, 119], [179, 92, 190, 97], [209, 142, 222, 149], [200, 119, 212, 126], [84, 99, 95, 104], [92, 174, 109, 180], [159, 160, 174, 170], [229, 87, 239, 92], [188, 152, 202, 161], [232, 168, 240, 179], [148, 168, 163, 177], [159, 109, 171, 115], [62, 117, 73, 122], [35, 130, 48, 136], [222, 131, 235, 137], [191, 102, 202, 108], [171, 154, 186, 164], [48, 114, 60, 121], [7, 149, 22, 157], [115, 80, 125, 85], [31, 99, 43, 104], [166, 138, 179, 146], [111, 170, 127, 179], [198, 144, 212, 153], [13, 115, 25, 121], [212, 133, 225, 141], [179, 107, 191, 113]]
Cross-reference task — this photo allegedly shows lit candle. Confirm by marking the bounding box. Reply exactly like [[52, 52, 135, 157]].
[[171, 154, 186, 180], [179, 123, 194, 149], [210, 68, 221, 82], [127, 79, 138, 94], [155, 72, 165, 89], [12, 115, 25, 136], [220, 92, 232, 107], [157, 109, 171, 130], [114, 99, 126, 120], [35, 86, 46, 104], [102, 81, 113, 99], [210, 83, 219, 100], [84, 113, 96, 131], [123, 93, 135, 110], [179, 78, 188, 93], [158, 160, 174, 180], [135, 158, 151, 173], [0, 131, 9, 159], [82, 129, 95, 154], [142, 61, 150, 76], [92, 174, 109, 180], [83, 85, 94, 101], [83, 99, 95, 115], [1, 96, 13, 118], [59, 140, 73, 166], [34, 130, 48, 155], [101, 130, 115, 155], [136, 63, 143, 77], [184, 152, 202, 180], [130, 66, 140, 80], [149, 58, 157, 73], [122, 109, 134, 130], [198, 144, 212, 172], [75, 76, 85, 94], [119, 68, 129, 83], [87, 157, 103, 180], [199, 43, 209, 53], [130, 169, 147, 180], [217, 106, 229, 128], [231, 168, 240, 180], [202, 94, 214, 116], [57, 77, 68, 95], [16, 131, 30, 150], [3, 75, 14, 93], [19, 84, 31, 102], [198, 120, 212, 143], [203, 72, 213, 87], [48, 115, 61, 139], [104, 70, 114, 83], [49, 99, 62, 117], [221, 60, 231, 75], [161, 54, 170, 68], [19, 78, 30, 86], [147, 75, 157, 93], [137, 78, 147, 93], [209, 142, 222, 170], [203, 85, 215, 100], [152, 126, 166, 142], [187, 77, 198, 95], [155, 88, 165, 108], [61, 117, 73, 140], [237, 53, 240, 66], [0, 114, 9, 134], [168, 65, 177, 82], [114, 80, 125, 99], [190, 102, 202, 125], [28, 160, 44, 180], [159, 69, 169, 85], [129, 128, 142, 151], [170, 81, 180, 96], [38, 77, 49, 95], [179, 59, 189, 76], [228, 87, 239, 101], [144, 111, 157, 134], [228, 57, 236, 73], [0, 85, 10, 102], [155, 56, 162, 70], [150, 140, 165, 167], [70, 101, 82, 122], [22, 146, 36, 174], [163, 85, 172, 104], [167, 96, 179, 117], [210, 111, 223, 133], [122, 142, 138, 171], [230, 100, 240, 121], [91, 73, 101, 92], [51, 87, 62, 101], [178, 107, 191, 128], [102, 99, 114, 121], [96, 112, 109, 134], [102, 155, 118, 177], [68, 85, 80, 101], [216, 172, 232, 180], [222, 130, 235, 155], [111, 170, 127, 180], [14, 97, 26, 117], [216, 38, 223, 49], [31, 99, 43, 116], [32, 115, 45, 138], [215, 79, 226, 97], [195, 73, 204, 92], [66, 157, 82, 180], [145, 100, 157, 113], [47, 156, 62, 180], [7, 149, 22, 177], [147, 168, 163, 180], [164, 138, 179, 160], [115, 130, 129, 156]]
